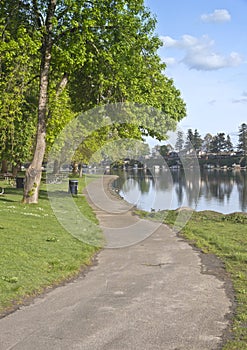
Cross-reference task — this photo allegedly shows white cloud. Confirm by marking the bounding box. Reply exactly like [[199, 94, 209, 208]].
[[161, 34, 201, 49], [160, 34, 243, 71], [161, 36, 177, 47], [163, 57, 176, 65], [183, 50, 242, 71], [201, 9, 231, 23]]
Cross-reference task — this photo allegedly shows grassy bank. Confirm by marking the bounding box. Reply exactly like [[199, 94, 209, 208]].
[[135, 209, 247, 349], [0, 175, 102, 315]]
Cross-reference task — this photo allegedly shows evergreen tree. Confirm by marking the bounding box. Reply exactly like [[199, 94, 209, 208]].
[[225, 134, 233, 153], [185, 129, 194, 151], [175, 131, 184, 152], [210, 133, 226, 153], [193, 129, 202, 152], [238, 123, 247, 155], [184, 128, 202, 152]]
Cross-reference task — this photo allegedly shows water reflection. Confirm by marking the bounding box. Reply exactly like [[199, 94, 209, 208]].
[[235, 170, 247, 212], [113, 169, 247, 214]]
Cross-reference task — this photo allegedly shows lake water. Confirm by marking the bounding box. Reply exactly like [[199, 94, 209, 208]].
[[112, 169, 247, 214]]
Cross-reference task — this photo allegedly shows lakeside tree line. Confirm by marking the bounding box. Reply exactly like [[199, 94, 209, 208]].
[[159, 123, 247, 156], [0, 0, 186, 203]]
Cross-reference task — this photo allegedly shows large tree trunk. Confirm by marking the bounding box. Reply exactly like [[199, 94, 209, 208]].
[[23, 0, 57, 204], [1, 160, 8, 173]]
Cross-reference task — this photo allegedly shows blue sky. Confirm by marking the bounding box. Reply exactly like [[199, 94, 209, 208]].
[[144, 0, 247, 144]]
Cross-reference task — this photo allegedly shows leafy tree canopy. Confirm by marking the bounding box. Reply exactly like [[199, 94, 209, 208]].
[[1, 0, 187, 203]]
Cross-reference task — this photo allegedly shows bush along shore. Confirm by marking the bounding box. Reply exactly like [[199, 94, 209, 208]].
[[0, 175, 102, 317], [134, 209, 247, 349]]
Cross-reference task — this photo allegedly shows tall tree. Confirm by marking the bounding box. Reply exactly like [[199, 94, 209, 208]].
[[210, 133, 227, 154], [238, 123, 247, 156], [225, 134, 233, 153], [202, 133, 213, 153], [193, 129, 202, 152], [22, 0, 57, 203], [185, 129, 194, 151], [175, 131, 184, 152], [2, 0, 186, 203]]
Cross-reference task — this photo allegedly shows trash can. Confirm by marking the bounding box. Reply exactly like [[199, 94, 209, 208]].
[[16, 177, 25, 189], [68, 180, 78, 195]]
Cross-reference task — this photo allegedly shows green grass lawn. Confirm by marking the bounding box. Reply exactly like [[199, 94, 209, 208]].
[[135, 209, 247, 349], [0, 175, 102, 315]]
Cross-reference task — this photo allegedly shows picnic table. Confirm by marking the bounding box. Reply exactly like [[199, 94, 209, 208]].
[[0, 173, 15, 187], [0, 172, 14, 181]]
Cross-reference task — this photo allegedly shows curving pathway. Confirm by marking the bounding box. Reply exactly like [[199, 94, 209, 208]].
[[0, 175, 232, 350]]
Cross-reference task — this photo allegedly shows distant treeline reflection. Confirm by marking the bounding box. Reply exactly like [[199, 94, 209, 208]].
[[112, 169, 247, 213]]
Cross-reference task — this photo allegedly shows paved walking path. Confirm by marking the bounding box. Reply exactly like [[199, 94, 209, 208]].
[[0, 176, 232, 349]]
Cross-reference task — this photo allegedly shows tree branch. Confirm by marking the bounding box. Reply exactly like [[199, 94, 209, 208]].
[[46, 72, 69, 120], [55, 24, 115, 42], [31, 0, 43, 28], [56, 0, 95, 20], [55, 72, 69, 96]]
